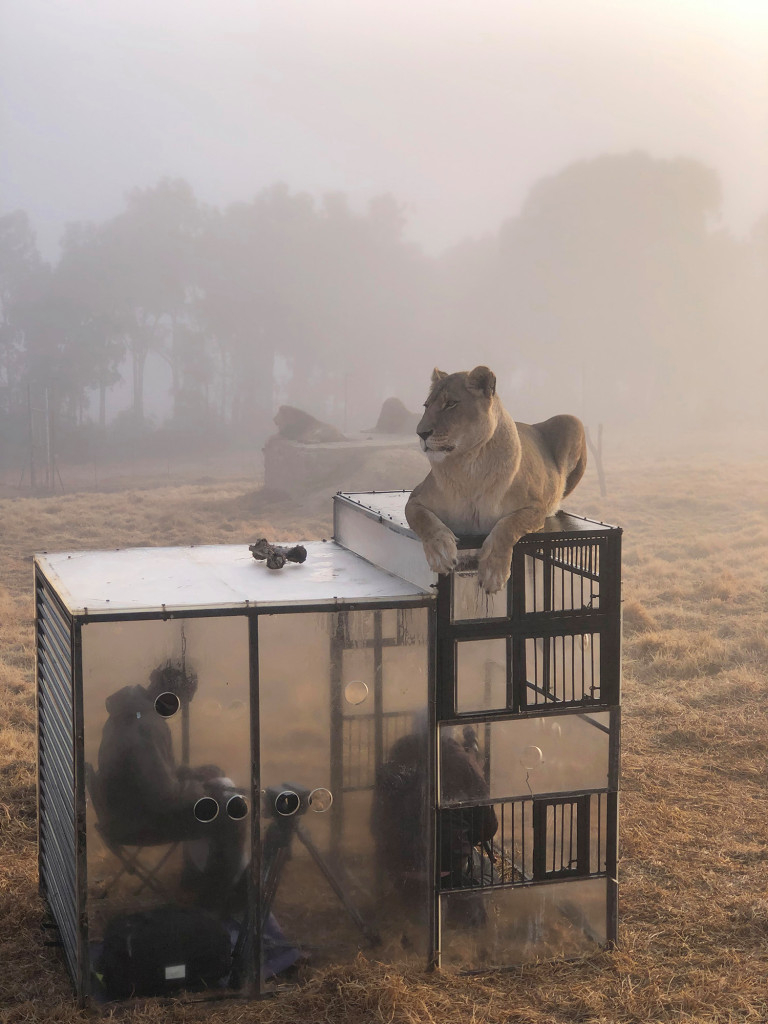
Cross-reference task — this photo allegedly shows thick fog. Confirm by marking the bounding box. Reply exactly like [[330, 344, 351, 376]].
[[1, 0, 767, 462]]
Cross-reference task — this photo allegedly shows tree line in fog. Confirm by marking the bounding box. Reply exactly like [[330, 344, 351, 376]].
[[1, 151, 766, 464]]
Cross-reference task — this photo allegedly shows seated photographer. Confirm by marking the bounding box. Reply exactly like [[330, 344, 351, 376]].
[[438, 728, 498, 892], [96, 660, 248, 912], [372, 725, 498, 897], [371, 732, 428, 891]]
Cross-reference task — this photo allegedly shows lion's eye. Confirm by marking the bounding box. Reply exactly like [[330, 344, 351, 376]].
[[445, 401, 458, 410]]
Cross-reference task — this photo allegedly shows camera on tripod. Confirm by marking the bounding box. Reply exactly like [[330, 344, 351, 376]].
[[260, 781, 376, 946], [264, 784, 334, 818], [265, 784, 312, 818]]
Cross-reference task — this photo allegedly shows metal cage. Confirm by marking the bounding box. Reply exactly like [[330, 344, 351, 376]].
[[35, 492, 621, 1004]]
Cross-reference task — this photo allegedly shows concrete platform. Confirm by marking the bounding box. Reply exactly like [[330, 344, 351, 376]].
[[263, 433, 424, 498]]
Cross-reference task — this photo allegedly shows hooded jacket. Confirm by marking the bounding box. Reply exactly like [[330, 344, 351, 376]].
[[97, 684, 187, 843]]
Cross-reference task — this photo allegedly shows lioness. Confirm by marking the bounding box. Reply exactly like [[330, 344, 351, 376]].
[[405, 366, 587, 593]]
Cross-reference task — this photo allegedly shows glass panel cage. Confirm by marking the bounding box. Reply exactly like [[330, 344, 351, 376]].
[[80, 616, 252, 1001], [257, 607, 431, 987], [35, 498, 621, 1005]]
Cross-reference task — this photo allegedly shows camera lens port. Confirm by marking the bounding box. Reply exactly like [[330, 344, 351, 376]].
[[226, 794, 249, 820], [274, 790, 301, 816], [193, 796, 220, 822]]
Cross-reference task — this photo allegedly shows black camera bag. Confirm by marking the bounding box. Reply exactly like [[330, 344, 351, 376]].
[[101, 905, 233, 999]]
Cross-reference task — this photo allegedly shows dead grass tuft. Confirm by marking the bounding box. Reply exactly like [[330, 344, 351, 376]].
[[622, 599, 657, 634]]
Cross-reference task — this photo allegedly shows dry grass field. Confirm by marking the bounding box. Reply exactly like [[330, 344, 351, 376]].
[[1, 440, 767, 1023]]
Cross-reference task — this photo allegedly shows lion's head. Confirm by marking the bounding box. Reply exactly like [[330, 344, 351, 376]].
[[416, 366, 500, 462]]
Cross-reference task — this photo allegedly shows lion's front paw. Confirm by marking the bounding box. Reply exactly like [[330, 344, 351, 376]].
[[477, 538, 514, 594], [422, 530, 458, 575]]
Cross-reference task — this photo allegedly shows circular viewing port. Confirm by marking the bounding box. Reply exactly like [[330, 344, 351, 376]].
[[154, 691, 181, 718], [520, 745, 544, 771], [226, 794, 249, 820], [274, 790, 301, 817], [344, 680, 369, 705], [193, 796, 220, 823], [308, 788, 333, 813]]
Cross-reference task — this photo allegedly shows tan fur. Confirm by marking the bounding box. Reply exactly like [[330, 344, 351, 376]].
[[405, 365, 587, 593]]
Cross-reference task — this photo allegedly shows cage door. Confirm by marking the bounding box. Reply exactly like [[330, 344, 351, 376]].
[[532, 796, 590, 881]]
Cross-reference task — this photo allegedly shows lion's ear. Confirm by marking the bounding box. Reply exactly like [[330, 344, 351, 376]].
[[431, 367, 448, 384], [467, 365, 496, 397]]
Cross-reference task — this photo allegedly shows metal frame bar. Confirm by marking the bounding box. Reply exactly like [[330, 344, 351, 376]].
[[247, 611, 260, 995]]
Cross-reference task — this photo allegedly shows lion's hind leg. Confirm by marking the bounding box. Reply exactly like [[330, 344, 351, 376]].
[[563, 442, 587, 498], [532, 414, 587, 499]]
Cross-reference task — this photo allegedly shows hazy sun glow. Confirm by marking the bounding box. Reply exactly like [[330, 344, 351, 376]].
[[1, 0, 766, 254]]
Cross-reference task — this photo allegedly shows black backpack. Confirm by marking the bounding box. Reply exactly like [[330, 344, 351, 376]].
[[100, 905, 233, 1000]]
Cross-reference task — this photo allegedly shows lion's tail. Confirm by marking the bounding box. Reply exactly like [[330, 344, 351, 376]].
[[563, 439, 587, 498]]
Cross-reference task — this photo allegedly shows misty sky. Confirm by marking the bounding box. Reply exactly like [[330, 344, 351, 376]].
[[2, 0, 768, 258]]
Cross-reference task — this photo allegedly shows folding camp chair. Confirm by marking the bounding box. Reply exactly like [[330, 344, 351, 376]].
[[85, 763, 179, 900]]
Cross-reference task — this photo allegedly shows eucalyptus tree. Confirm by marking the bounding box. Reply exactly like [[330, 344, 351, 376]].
[[0, 210, 42, 417], [87, 178, 206, 423], [496, 152, 727, 426], [197, 184, 320, 437]]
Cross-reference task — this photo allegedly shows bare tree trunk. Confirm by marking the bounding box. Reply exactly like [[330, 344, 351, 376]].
[[132, 341, 147, 421], [169, 312, 180, 419]]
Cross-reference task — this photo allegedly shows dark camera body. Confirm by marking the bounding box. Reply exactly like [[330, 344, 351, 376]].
[[265, 783, 312, 818]]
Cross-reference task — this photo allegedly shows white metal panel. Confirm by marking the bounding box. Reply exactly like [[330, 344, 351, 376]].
[[333, 497, 436, 592], [336, 491, 413, 533], [34, 541, 430, 616]]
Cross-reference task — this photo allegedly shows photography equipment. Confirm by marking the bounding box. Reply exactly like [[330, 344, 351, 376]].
[[249, 539, 308, 570], [265, 783, 311, 817], [100, 905, 232, 1000], [260, 783, 379, 947]]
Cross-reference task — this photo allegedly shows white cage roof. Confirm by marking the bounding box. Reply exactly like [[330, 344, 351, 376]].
[[34, 540, 430, 617]]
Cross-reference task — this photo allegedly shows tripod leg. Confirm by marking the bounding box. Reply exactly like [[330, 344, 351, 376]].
[[261, 844, 290, 930], [295, 824, 380, 946]]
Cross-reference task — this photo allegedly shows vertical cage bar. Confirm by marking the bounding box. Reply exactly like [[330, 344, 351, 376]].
[[329, 612, 345, 855], [247, 611, 260, 995], [543, 540, 552, 613], [576, 795, 591, 875], [436, 574, 454, 720], [427, 603, 439, 971], [373, 611, 384, 780]]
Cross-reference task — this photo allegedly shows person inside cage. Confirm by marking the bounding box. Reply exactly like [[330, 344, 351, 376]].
[[371, 723, 498, 921], [438, 727, 498, 893], [94, 659, 249, 912]]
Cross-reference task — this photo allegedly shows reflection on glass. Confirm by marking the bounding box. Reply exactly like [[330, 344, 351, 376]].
[[440, 877, 608, 969], [452, 571, 507, 621], [81, 616, 251, 999], [258, 608, 430, 988], [440, 712, 610, 803], [456, 638, 507, 713]]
